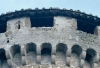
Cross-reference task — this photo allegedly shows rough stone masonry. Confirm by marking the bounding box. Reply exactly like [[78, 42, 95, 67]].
[[0, 8, 100, 68]]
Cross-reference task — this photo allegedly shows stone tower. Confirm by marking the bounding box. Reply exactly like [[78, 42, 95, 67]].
[[0, 8, 100, 68]]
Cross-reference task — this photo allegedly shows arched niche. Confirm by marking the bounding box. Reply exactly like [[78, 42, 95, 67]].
[[56, 43, 67, 66], [41, 43, 52, 64], [10, 44, 22, 66], [70, 45, 82, 67], [72, 45, 82, 57], [25, 42, 37, 65], [0, 49, 10, 68], [84, 48, 96, 68]]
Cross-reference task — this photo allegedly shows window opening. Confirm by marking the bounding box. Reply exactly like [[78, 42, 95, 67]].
[[77, 20, 97, 34], [31, 17, 54, 27], [7, 38, 9, 43], [17, 21, 21, 29]]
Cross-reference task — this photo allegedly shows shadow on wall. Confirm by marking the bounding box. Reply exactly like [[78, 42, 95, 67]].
[[10, 44, 22, 67], [41, 43, 52, 64], [85, 48, 96, 67], [25, 43, 37, 65], [56, 43, 67, 65], [71, 45, 82, 57], [0, 49, 10, 68]]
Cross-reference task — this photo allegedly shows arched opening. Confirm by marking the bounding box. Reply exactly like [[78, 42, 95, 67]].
[[25, 43, 36, 65], [10, 45, 22, 66], [71, 45, 82, 67], [41, 43, 52, 64], [56, 43, 67, 66], [0, 49, 9, 68], [84, 48, 96, 68], [72, 45, 82, 56]]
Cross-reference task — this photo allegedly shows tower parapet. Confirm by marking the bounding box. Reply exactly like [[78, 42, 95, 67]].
[[0, 8, 99, 68]]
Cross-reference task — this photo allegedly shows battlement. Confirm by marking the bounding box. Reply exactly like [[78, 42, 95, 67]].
[[0, 8, 100, 68], [6, 16, 77, 32]]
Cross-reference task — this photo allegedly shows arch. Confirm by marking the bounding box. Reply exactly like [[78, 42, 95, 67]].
[[56, 43, 67, 53], [84, 48, 96, 68], [25, 43, 36, 53], [70, 45, 82, 67], [10, 44, 22, 67], [0, 49, 10, 68], [71, 45, 82, 56], [56, 43, 67, 66], [25, 42, 37, 65], [41, 43, 52, 64]]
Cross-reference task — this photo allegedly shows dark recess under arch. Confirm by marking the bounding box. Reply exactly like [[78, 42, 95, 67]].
[[72, 45, 82, 56], [41, 43, 52, 55], [85, 48, 96, 63], [0, 49, 7, 61]]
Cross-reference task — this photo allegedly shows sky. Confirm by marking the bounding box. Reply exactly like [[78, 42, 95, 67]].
[[0, 0, 100, 17]]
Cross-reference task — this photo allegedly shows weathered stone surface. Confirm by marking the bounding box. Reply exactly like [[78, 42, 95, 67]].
[[20, 66, 27, 68], [33, 65, 40, 68], [41, 64, 49, 68], [27, 66, 33, 68], [0, 16, 99, 68], [52, 65, 57, 68], [60, 66, 70, 68]]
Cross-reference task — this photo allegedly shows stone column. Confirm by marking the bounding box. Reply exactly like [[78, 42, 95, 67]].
[[21, 47, 26, 65], [97, 58, 100, 68], [66, 48, 71, 66], [5, 50, 13, 67], [92, 54, 99, 68], [79, 50, 86, 68], [37, 46, 41, 64], [52, 46, 56, 64]]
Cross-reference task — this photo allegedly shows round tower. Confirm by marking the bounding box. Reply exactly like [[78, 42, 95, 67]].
[[0, 8, 99, 68]]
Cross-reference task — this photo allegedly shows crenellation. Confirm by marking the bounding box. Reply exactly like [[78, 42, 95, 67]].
[[94, 26, 100, 35], [0, 9, 100, 68], [54, 16, 77, 30]]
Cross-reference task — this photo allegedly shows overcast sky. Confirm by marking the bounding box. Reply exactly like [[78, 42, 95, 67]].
[[0, 0, 100, 17]]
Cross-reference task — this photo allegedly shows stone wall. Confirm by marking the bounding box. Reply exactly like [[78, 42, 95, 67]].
[[20, 65, 72, 68], [0, 16, 99, 68]]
